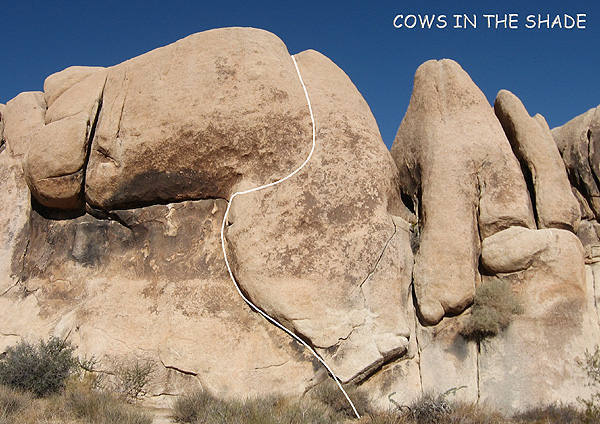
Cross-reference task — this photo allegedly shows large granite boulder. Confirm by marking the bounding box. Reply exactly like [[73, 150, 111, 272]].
[[3, 91, 46, 158], [227, 49, 415, 382], [0, 27, 415, 400]]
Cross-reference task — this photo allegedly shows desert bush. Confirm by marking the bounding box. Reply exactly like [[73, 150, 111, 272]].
[[0, 336, 78, 397], [109, 357, 155, 402], [402, 392, 453, 424], [310, 379, 371, 418], [461, 278, 523, 341]]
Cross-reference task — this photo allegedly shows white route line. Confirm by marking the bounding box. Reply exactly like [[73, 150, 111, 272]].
[[219, 54, 361, 419]]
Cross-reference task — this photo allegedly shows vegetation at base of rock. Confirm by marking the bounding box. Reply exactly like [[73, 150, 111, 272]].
[[0, 381, 151, 424], [171, 388, 600, 424], [460, 278, 523, 341], [171, 389, 334, 424], [576, 345, 600, 420], [0, 336, 79, 397], [513, 403, 597, 424], [309, 379, 372, 418], [108, 357, 155, 402]]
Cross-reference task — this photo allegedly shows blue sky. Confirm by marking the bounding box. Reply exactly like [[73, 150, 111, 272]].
[[1, 0, 598, 148]]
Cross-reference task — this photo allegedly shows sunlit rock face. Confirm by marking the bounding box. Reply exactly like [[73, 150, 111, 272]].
[[1, 28, 599, 412]]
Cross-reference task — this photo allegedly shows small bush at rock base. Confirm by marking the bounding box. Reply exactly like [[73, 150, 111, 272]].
[[0, 336, 78, 397], [461, 278, 523, 341], [108, 357, 155, 402]]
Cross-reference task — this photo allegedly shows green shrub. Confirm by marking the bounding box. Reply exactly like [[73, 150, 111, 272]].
[[461, 278, 523, 341], [0, 336, 78, 397]]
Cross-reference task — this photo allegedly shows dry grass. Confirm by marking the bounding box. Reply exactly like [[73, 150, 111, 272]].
[[171, 386, 600, 424], [0, 380, 151, 424], [172, 389, 334, 424], [309, 379, 372, 418]]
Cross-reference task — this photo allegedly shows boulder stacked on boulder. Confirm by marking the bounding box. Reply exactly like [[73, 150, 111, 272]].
[[0, 27, 598, 413]]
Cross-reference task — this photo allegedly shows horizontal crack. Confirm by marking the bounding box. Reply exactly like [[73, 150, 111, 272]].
[[253, 359, 289, 370], [159, 359, 197, 376]]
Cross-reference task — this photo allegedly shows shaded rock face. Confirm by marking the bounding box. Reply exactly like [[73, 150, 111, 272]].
[[1, 28, 599, 413], [479, 227, 598, 412], [552, 106, 600, 260]]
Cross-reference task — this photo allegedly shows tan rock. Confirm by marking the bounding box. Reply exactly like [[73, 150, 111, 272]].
[[391, 59, 534, 325], [24, 113, 93, 209], [417, 315, 478, 402], [577, 220, 600, 260], [479, 228, 598, 411], [45, 70, 106, 124], [0, 199, 316, 403], [533, 113, 551, 132], [85, 28, 314, 209], [3, 92, 46, 158], [227, 49, 415, 382], [2, 28, 417, 398], [481, 226, 552, 273], [0, 104, 5, 142], [495, 90, 580, 231], [552, 106, 600, 219], [43, 66, 105, 109], [0, 149, 31, 296], [21, 66, 105, 210]]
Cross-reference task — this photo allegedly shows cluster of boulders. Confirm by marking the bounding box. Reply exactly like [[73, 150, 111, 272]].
[[0, 27, 599, 412]]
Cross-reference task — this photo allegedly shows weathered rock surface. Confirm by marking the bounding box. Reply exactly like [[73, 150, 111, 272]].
[[24, 69, 106, 209], [0, 148, 30, 299], [43, 66, 105, 109], [85, 28, 314, 210], [479, 227, 597, 411], [552, 106, 600, 219], [0, 199, 317, 400], [391, 59, 534, 325], [3, 92, 46, 158], [2, 28, 600, 414], [495, 90, 580, 231], [227, 49, 415, 382]]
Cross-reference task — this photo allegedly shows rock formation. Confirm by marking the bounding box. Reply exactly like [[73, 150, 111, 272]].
[[391, 59, 534, 326], [1, 27, 599, 413]]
